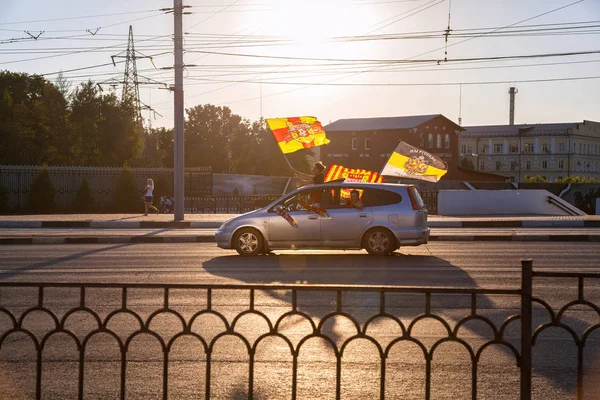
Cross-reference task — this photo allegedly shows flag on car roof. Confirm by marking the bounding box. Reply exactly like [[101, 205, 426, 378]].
[[381, 141, 448, 182], [266, 116, 330, 154], [324, 164, 385, 183]]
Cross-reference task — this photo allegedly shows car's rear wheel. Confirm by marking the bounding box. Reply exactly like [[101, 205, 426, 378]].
[[364, 228, 396, 256], [233, 228, 263, 257]]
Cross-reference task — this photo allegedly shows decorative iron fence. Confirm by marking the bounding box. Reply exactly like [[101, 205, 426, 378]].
[[0, 261, 597, 399], [184, 195, 281, 214], [420, 191, 438, 214], [184, 192, 438, 215], [0, 165, 212, 212]]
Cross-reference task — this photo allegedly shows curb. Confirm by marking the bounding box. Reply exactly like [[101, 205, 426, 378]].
[[1, 235, 599, 245], [0, 220, 598, 229]]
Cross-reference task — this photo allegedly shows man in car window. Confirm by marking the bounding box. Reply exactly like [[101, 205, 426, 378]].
[[345, 190, 364, 210]]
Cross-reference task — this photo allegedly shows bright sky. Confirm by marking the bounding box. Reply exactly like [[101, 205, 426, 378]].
[[1, 0, 599, 129]]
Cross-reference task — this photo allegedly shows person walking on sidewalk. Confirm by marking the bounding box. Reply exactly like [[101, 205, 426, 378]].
[[143, 178, 159, 216]]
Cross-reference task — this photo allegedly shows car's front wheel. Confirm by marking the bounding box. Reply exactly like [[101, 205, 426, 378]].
[[364, 228, 396, 256], [233, 228, 264, 257]]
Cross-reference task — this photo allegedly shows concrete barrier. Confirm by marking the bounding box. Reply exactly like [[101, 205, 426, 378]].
[[438, 190, 585, 216]]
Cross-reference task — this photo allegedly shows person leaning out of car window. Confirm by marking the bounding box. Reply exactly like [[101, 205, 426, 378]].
[[293, 161, 326, 205], [345, 189, 364, 210]]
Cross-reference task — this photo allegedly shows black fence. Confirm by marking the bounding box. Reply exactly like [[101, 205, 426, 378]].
[[184, 195, 281, 214], [184, 192, 438, 215], [0, 261, 597, 399]]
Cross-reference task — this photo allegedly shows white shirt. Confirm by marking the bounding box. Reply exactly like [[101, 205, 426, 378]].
[[145, 184, 154, 196]]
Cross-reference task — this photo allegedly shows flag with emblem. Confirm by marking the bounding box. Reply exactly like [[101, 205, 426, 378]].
[[266, 116, 330, 154], [381, 141, 448, 182]]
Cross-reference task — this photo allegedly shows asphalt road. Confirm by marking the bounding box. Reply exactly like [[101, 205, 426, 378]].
[[0, 242, 599, 399]]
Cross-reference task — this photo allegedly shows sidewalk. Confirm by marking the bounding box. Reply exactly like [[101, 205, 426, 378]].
[[0, 213, 599, 244]]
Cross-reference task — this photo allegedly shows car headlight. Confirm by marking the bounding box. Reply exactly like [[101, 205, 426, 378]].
[[219, 220, 233, 231]]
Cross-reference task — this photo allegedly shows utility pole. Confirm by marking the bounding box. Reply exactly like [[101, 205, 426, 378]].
[[174, 0, 185, 220]]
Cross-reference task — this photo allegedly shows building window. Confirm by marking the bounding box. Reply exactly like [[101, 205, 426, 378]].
[[509, 144, 518, 153], [495, 161, 502, 171], [558, 160, 564, 169], [480, 144, 488, 154], [509, 176, 515, 182], [480, 161, 485, 170], [364, 138, 370, 150], [542, 160, 548, 170], [436, 134, 441, 148], [558, 143, 565, 152], [579, 143, 582, 153], [526, 160, 531, 170], [542, 144, 549, 153], [428, 133, 433, 148], [510, 161, 517, 171], [493, 144, 503, 153], [351, 138, 357, 150], [420, 133, 425, 147], [524, 143, 534, 153], [461, 144, 467, 154], [445, 134, 450, 149]]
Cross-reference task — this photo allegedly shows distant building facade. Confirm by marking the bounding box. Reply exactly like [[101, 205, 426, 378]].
[[322, 114, 506, 181], [459, 120, 600, 182]]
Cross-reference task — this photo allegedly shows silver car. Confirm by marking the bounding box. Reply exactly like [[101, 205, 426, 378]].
[[215, 182, 429, 256]]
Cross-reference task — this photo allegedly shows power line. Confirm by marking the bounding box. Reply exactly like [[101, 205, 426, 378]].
[[186, 0, 240, 32], [199, 74, 600, 88], [0, 9, 161, 26]]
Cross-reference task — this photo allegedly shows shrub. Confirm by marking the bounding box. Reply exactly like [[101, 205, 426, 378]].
[[72, 178, 96, 213], [0, 180, 8, 214], [28, 168, 56, 213], [114, 166, 141, 213]]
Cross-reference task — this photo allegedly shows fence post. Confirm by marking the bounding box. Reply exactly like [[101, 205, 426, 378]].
[[520, 259, 533, 400]]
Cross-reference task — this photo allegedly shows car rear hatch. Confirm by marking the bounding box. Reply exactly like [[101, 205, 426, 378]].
[[407, 186, 428, 228]]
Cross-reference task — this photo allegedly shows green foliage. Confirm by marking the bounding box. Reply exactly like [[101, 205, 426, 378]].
[[28, 168, 56, 213], [0, 180, 8, 214], [72, 178, 96, 213], [523, 175, 549, 183], [184, 108, 312, 175], [113, 166, 141, 213], [555, 176, 600, 184]]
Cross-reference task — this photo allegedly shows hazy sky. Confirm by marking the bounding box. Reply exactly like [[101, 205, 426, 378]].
[[1, 0, 599, 129]]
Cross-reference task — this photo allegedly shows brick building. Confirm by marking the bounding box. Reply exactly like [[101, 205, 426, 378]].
[[322, 114, 506, 181]]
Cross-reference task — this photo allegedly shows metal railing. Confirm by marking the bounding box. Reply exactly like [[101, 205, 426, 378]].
[[184, 195, 280, 214], [183, 192, 438, 215], [0, 261, 597, 399]]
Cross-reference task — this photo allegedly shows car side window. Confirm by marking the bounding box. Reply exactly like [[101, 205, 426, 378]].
[[362, 188, 402, 207]]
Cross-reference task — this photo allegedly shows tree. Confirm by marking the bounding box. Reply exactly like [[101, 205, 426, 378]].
[[113, 166, 142, 213], [72, 178, 96, 212], [70, 81, 144, 167], [28, 168, 56, 213], [0, 71, 72, 165]]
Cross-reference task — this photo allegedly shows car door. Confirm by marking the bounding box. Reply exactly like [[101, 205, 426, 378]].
[[320, 187, 373, 247], [267, 190, 321, 248]]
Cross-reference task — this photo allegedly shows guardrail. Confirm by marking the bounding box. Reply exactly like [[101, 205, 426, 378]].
[[0, 261, 597, 399], [183, 191, 438, 215]]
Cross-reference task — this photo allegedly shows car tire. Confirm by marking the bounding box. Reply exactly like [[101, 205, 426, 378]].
[[363, 228, 396, 256], [233, 228, 264, 257]]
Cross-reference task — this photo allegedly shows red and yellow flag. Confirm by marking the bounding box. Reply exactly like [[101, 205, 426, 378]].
[[266, 116, 330, 154], [324, 164, 384, 200], [324, 164, 385, 184]]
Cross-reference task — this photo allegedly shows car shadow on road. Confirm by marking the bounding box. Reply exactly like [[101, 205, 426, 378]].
[[203, 252, 599, 397]]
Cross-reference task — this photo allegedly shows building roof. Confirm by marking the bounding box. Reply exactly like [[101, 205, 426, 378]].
[[325, 114, 449, 132], [461, 122, 580, 137]]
